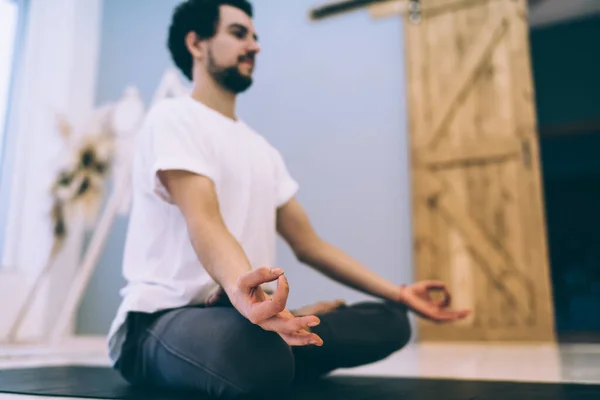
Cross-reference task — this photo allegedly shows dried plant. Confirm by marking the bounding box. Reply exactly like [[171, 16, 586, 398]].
[[49, 110, 116, 259]]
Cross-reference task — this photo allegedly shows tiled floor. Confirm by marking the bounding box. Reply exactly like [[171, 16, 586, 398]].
[[1, 336, 599, 399]]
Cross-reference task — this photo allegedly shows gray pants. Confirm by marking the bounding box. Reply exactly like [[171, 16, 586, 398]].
[[114, 300, 412, 399]]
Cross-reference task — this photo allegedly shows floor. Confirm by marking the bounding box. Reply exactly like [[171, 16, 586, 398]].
[[0, 336, 599, 399]]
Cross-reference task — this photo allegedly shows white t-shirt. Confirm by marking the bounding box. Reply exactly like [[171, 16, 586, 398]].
[[106, 95, 299, 365]]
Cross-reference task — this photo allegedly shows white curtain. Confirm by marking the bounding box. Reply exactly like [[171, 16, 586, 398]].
[[0, 0, 19, 157], [0, 0, 24, 267], [0, 0, 102, 340]]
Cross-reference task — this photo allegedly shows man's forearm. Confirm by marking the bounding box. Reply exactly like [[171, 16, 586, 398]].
[[159, 169, 256, 299], [297, 239, 400, 302], [188, 218, 253, 295]]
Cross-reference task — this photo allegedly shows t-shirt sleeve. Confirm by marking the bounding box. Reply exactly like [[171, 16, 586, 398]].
[[271, 147, 299, 208], [145, 104, 218, 204]]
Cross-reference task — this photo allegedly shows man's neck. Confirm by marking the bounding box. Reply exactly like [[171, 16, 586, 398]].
[[190, 77, 237, 121]]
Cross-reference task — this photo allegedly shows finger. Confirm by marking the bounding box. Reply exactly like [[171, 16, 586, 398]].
[[411, 301, 465, 324], [280, 314, 321, 334], [262, 314, 320, 335], [246, 276, 289, 323], [422, 280, 448, 289], [237, 267, 284, 292], [280, 332, 323, 347], [436, 291, 452, 308], [270, 275, 290, 313], [430, 309, 472, 323], [422, 281, 451, 306], [421, 281, 451, 297], [407, 295, 438, 316]]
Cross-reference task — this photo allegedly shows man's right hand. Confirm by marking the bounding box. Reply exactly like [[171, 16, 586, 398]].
[[158, 169, 321, 345], [227, 267, 324, 347]]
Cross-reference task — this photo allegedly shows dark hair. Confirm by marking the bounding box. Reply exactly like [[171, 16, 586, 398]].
[[167, 0, 253, 80]]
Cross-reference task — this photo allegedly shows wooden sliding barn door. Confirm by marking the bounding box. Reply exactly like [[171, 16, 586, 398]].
[[406, 0, 555, 341]]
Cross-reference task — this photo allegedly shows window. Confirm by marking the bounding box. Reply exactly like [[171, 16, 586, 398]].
[[0, 0, 19, 157]]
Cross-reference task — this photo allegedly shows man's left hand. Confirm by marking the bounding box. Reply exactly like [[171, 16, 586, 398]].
[[398, 280, 471, 323]]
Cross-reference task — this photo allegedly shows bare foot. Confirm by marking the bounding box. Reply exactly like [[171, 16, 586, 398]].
[[206, 287, 230, 307], [292, 299, 346, 317]]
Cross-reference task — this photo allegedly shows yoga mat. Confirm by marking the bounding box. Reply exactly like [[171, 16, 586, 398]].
[[0, 366, 598, 399]]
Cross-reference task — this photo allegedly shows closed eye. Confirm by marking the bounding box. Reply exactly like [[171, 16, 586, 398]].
[[229, 23, 258, 42], [232, 29, 246, 39]]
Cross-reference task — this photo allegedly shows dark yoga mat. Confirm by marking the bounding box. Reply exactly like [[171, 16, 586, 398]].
[[0, 366, 598, 400]]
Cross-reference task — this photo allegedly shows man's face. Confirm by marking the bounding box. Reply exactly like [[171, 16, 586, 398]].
[[204, 5, 260, 94]]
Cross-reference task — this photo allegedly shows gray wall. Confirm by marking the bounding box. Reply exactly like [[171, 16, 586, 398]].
[[76, 0, 413, 334]]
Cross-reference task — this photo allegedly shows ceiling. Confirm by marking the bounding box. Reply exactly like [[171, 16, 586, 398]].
[[528, 0, 600, 27]]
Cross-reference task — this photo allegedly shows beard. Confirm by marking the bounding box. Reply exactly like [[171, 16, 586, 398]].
[[207, 48, 254, 94]]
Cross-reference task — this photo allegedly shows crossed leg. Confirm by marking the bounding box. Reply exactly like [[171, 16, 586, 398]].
[[115, 300, 412, 399], [292, 301, 412, 381]]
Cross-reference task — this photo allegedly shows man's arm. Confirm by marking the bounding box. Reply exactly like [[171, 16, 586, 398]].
[[277, 197, 471, 323], [276, 198, 401, 302], [157, 170, 323, 345], [158, 169, 252, 295]]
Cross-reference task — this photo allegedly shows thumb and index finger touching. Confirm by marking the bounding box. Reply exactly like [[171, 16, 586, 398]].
[[237, 267, 292, 323], [237, 266, 285, 291], [410, 280, 471, 322]]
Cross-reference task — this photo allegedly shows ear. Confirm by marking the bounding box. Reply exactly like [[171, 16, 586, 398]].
[[185, 31, 205, 60]]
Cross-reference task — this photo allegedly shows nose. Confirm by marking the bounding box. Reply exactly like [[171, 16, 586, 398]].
[[248, 39, 261, 54]]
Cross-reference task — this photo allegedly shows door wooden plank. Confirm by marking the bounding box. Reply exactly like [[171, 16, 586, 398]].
[[501, 0, 555, 335], [489, 14, 529, 329], [421, 12, 508, 149], [434, 10, 463, 321], [433, 173, 535, 319], [414, 137, 521, 168], [412, 170, 444, 285]]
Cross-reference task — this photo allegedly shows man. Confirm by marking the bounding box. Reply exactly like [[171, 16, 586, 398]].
[[107, 0, 470, 398]]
